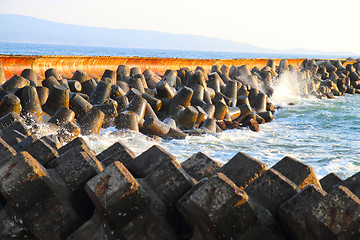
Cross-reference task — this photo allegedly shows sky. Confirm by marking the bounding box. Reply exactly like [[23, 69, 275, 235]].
[[2, 0, 360, 54]]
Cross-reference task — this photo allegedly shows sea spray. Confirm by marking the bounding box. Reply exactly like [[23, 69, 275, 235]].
[[10, 58, 359, 180], [27, 76, 360, 179], [269, 70, 311, 106], [28, 94, 360, 180], [82, 127, 158, 155]]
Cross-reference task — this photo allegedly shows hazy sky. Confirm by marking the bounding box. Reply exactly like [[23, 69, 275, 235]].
[[2, 0, 360, 54]]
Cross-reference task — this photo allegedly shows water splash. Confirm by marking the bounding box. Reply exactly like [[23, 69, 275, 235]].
[[270, 71, 310, 106], [27, 80, 360, 179], [81, 127, 159, 155], [32, 123, 159, 156]]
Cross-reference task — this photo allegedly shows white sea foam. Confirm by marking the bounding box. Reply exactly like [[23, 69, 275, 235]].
[[323, 160, 360, 179], [8, 43, 359, 180], [82, 127, 159, 155], [31, 86, 360, 179], [270, 71, 310, 106]]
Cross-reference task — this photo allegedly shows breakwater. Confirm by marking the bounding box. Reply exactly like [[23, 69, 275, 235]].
[[0, 56, 360, 239], [0, 55, 307, 79]]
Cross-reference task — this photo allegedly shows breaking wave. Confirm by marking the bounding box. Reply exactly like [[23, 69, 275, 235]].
[[270, 70, 312, 106]]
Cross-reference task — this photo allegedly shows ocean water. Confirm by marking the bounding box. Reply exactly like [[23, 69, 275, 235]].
[[0, 42, 352, 59], [1, 42, 359, 179], [83, 84, 360, 179]]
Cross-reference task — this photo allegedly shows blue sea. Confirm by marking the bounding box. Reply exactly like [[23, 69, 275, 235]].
[[0, 42, 354, 59], [1, 42, 359, 179]]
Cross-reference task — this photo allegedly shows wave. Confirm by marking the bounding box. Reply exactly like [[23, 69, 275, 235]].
[[270, 70, 312, 106]]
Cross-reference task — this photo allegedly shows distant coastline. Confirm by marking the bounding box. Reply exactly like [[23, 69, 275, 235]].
[[0, 14, 356, 58]]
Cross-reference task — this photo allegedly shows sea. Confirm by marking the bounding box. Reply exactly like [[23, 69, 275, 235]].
[[1, 42, 360, 179]]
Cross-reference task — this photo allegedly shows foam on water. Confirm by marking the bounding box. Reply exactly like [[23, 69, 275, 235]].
[[29, 68, 360, 180], [13, 41, 358, 180], [73, 94, 360, 179], [81, 127, 158, 156], [270, 71, 310, 106]]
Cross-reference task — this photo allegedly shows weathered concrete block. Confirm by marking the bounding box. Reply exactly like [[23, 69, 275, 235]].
[[2, 120, 31, 137], [137, 159, 195, 236], [141, 116, 170, 137], [57, 137, 95, 156], [219, 152, 268, 188], [178, 173, 257, 239], [115, 110, 140, 131], [117, 210, 177, 240], [278, 184, 326, 240], [22, 65, 38, 82], [71, 69, 88, 83], [245, 169, 299, 216], [55, 149, 103, 192], [117, 65, 130, 82], [272, 156, 321, 190], [81, 78, 97, 97], [22, 139, 59, 165], [126, 95, 147, 119], [40, 134, 62, 150], [0, 152, 55, 212], [58, 121, 81, 142], [0, 111, 24, 131], [69, 93, 93, 122], [96, 142, 136, 168], [53, 148, 103, 220], [181, 152, 222, 181], [37, 86, 52, 103], [136, 177, 192, 238], [79, 107, 105, 135], [0, 119, 31, 147], [94, 102, 118, 126], [0, 137, 16, 164], [162, 127, 187, 139], [127, 145, 176, 178], [68, 79, 83, 92], [23, 192, 83, 240], [96, 141, 126, 161], [245, 117, 260, 132], [0, 129, 26, 146], [42, 75, 61, 91], [0, 204, 29, 239], [339, 171, 360, 198], [176, 106, 198, 129], [12, 134, 38, 152], [101, 146, 136, 168], [66, 211, 111, 240], [142, 93, 162, 112], [45, 68, 62, 80], [237, 200, 287, 240], [156, 81, 176, 99], [19, 85, 43, 123], [320, 172, 343, 192], [1, 74, 29, 91], [307, 185, 360, 239], [47, 140, 95, 169], [101, 69, 116, 85], [144, 157, 194, 207], [171, 86, 193, 108], [257, 111, 273, 122], [42, 84, 70, 116], [85, 161, 149, 230], [0, 93, 22, 118], [48, 106, 75, 127]]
